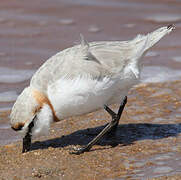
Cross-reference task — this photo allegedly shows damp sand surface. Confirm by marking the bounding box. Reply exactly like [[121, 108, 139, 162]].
[[0, 0, 181, 179], [1, 81, 181, 179]]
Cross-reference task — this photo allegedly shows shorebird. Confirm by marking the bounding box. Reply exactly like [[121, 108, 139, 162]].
[[10, 25, 174, 154]]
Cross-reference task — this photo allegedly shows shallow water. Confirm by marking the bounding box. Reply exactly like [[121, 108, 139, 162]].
[[128, 151, 181, 179], [0, 0, 181, 178]]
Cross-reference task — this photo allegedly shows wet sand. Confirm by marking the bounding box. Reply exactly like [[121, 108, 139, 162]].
[[1, 81, 181, 179], [0, 0, 181, 144], [0, 0, 181, 179]]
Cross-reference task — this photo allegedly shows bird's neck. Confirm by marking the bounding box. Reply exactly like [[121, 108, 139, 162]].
[[32, 88, 59, 122]]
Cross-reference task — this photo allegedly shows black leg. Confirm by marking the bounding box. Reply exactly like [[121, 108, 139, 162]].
[[22, 116, 36, 153], [105, 96, 127, 136], [22, 133, 32, 153], [70, 96, 127, 155]]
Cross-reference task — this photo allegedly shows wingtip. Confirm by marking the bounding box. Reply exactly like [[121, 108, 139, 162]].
[[167, 24, 175, 30]]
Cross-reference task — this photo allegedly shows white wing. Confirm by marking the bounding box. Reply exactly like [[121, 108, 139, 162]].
[[30, 25, 174, 93]]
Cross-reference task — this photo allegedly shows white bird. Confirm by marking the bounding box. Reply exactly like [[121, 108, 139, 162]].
[[10, 25, 174, 154]]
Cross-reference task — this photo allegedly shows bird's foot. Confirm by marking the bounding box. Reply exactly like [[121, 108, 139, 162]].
[[69, 146, 90, 155]]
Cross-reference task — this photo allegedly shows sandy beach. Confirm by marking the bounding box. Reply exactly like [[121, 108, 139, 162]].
[[1, 81, 181, 179]]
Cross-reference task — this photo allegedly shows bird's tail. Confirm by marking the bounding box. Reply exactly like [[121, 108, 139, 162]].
[[131, 24, 175, 60]]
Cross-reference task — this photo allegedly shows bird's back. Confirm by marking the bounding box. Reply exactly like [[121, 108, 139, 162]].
[[30, 42, 128, 92], [30, 25, 174, 93]]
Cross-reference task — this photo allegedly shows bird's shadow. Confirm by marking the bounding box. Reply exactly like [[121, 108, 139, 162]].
[[31, 123, 181, 151]]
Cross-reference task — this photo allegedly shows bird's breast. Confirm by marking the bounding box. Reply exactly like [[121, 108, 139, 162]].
[[47, 76, 116, 119]]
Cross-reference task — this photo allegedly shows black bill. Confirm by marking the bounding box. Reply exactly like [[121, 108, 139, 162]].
[[22, 115, 36, 153]]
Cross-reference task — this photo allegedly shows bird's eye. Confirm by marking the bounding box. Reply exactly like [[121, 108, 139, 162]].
[[11, 123, 24, 131]]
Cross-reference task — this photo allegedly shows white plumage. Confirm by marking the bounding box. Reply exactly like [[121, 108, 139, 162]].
[[32, 104, 53, 137], [10, 25, 174, 137]]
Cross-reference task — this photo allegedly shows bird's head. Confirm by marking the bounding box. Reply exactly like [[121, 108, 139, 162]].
[[10, 87, 53, 152]]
